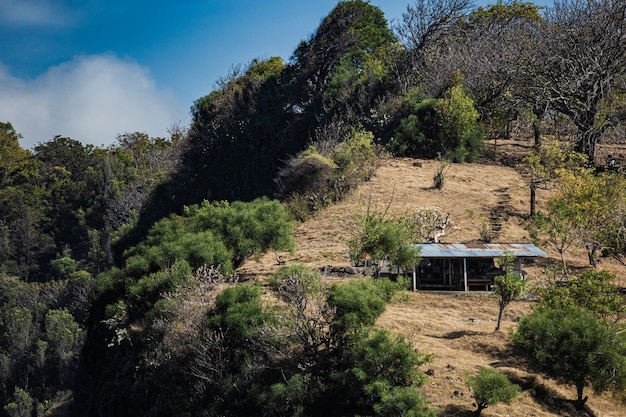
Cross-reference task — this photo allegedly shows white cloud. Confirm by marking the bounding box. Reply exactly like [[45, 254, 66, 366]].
[[0, 55, 187, 149], [0, 0, 72, 27]]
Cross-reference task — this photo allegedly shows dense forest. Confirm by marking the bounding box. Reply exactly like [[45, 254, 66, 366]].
[[1, 1, 626, 416]]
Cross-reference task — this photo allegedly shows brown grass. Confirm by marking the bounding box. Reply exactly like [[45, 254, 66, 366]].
[[239, 137, 626, 416]]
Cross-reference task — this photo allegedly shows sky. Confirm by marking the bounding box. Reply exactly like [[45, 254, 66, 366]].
[[0, 0, 552, 149]]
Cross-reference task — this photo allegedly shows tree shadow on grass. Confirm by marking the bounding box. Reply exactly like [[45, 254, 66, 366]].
[[441, 330, 483, 339], [437, 404, 475, 417], [502, 371, 598, 417]]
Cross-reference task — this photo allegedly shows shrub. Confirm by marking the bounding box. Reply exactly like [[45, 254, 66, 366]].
[[466, 367, 519, 416], [278, 130, 380, 220], [327, 279, 387, 335], [513, 306, 626, 407], [389, 78, 484, 162]]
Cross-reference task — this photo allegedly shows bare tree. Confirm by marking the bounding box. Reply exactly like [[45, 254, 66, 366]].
[[395, 0, 475, 96], [396, 0, 474, 54], [531, 0, 626, 162]]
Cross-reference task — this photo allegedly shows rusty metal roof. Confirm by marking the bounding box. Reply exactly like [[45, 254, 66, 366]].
[[417, 243, 549, 258]]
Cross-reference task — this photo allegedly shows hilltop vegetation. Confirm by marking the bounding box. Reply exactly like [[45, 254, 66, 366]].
[[1, 1, 626, 416]]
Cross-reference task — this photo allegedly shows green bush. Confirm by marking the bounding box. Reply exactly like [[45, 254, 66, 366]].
[[278, 130, 380, 220], [327, 279, 387, 335], [466, 367, 519, 416], [327, 328, 434, 417], [3, 387, 33, 417], [513, 306, 626, 407], [389, 80, 484, 162]]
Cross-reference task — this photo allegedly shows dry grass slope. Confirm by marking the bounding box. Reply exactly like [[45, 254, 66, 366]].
[[240, 138, 626, 416]]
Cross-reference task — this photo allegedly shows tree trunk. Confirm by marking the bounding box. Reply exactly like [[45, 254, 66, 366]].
[[575, 130, 599, 164], [576, 384, 588, 409], [475, 403, 487, 416], [529, 181, 536, 217], [532, 118, 542, 148], [496, 306, 504, 331]]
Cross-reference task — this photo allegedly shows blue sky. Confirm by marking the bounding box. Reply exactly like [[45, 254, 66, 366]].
[[0, 0, 552, 149]]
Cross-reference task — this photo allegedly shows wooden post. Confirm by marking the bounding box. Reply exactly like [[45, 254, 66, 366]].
[[463, 258, 468, 292]]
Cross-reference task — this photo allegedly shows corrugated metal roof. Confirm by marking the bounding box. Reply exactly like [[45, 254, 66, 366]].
[[417, 242, 549, 258]]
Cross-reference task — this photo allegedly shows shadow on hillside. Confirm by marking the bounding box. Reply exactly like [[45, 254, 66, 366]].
[[441, 330, 483, 339], [501, 372, 598, 417], [437, 404, 474, 416]]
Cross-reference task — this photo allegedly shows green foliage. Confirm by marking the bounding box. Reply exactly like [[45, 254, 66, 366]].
[[466, 367, 519, 416], [555, 170, 626, 266], [434, 78, 484, 163], [389, 98, 438, 157], [269, 263, 326, 300], [390, 80, 484, 162], [207, 283, 271, 345], [536, 269, 626, 321], [43, 308, 84, 365], [328, 328, 434, 417], [279, 129, 380, 220], [328, 278, 387, 334], [0, 122, 31, 188], [513, 306, 626, 407], [3, 387, 33, 417], [347, 210, 420, 273], [50, 253, 77, 279]]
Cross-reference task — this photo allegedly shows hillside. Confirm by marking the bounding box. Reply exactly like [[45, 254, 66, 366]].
[[240, 137, 626, 417]]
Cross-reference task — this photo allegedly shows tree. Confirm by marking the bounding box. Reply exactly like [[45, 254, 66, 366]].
[[528, 200, 579, 274], [537, 269, 626, 324], [347, 210, 420, 276], [396, 0, 473, 59], [0, 122, 31, 188], [466, 367, 519, 416], [454, 1, 544, 139], [521, 138, 589, 217], [492, 252, 525, 331], [550, 170, 626, 267], [529, 0, 626, 161], [3, 387, 33, 417], [389, 76, 485, 162], [407, 206, 454, 242], [514, 306, 626, 408], [433, 75, 485, 162]]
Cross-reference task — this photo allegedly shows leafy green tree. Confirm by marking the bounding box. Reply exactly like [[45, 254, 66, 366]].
[[537, 269, 626, 323], [466, 367, 519, 416], [286, 0, 396, 121], [514, 306, 626, 408], [492, 252, 526, 331], [521, 139, 589, 217], [0, 122, 31, 188], [327, 328, 434, 417], [550, 169, 626, 267], [327, 279, 387, 337], [347, 210, 420, 276], [3, 387, 33, 417], [433, 75, 484, 162], [43, 310, 84, 365], [390, 77, 484, 162]]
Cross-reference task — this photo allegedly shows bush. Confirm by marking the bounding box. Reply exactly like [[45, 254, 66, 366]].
[[278, 130, 380, 220], [513, 306, 626, 407], [466, 367, 519, 416], [389, 79, 484, 162], [327, 279, 387, 335]]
